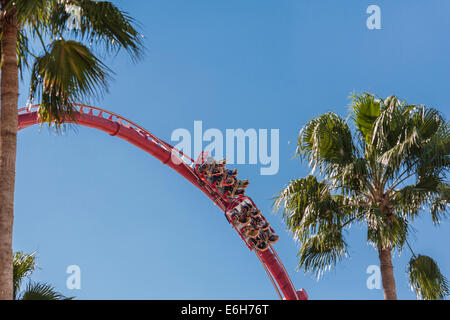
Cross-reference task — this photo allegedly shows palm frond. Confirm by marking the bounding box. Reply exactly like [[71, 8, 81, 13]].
[[274, 176, 357, 241], [331, 157, 372, 196], [377, 104, 449, 187], [298, 227, 348, 279], [53, 0, 144, 60], [392, 179, 449, 223], [274, 175, 355, 279], [366, 208, 409, 250], [7, 0, 48, 26], [13, 251, 37, 300], [29, 39, 112, 126], [430, 183, 450, 224], [21, 282, 73, 300], [414, 122, 450, 179], [17, 29, 31, 78], [412, 106, 446, 142], [371, 97, 409, 156], [297, 112, 355, 175], [407, 255, 449, 300], [351, 92, 381, 144]]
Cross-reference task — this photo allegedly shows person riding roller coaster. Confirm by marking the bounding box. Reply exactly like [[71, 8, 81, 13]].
[[259, 228, 279, 244], [196, 157, 279, 252], [215, 178, 248, 200], [198, 157, 246, 200], [205, 157, 226, 175], [210, 168, 238, 188], [221, 178, 249, 199], [248, 237, 269, 252], [253, 216, 270, 231], [247, 229, 279, 252], [217, 168, 238, 187], [197, 157, 225, 177], [230, 206, 269, 251], [241, 225, 260, 238], [230, 207, 251, 226], [230, 203, 279, 252]]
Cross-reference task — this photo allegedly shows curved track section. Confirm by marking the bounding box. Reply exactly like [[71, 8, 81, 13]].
[[18, 104, 304, 300]]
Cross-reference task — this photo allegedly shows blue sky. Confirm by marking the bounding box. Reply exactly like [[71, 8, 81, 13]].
[[13, 0, 450, 299]]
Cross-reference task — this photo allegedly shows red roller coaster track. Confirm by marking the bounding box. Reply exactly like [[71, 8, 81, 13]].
[[18, 104, 307, 300]]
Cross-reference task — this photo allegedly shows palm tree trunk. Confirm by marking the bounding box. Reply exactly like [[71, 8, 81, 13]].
[[0, 2, 18, 300], [378, 246, 397, 300]]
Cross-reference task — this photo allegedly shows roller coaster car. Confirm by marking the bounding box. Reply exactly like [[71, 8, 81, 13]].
[[194, 152, 249, 203], [227, 197, 253, 215], [226, 196, 276, 252]]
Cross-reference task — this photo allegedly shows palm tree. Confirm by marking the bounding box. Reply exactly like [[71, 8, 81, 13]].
[[14, 251, 72, 300], [274, 93, 449, 300], [0, 0, 143, 299]]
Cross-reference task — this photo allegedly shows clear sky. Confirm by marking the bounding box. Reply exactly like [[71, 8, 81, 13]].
[[13, 0, 450, 299]]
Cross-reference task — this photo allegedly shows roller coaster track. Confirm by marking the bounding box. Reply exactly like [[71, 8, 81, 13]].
[[18, 104, 307, 300]]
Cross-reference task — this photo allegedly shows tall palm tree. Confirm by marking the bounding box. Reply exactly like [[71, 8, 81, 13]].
[[14, 251, 72, 300], [274, 93, 449, 300], [0, 0, 144, 299]]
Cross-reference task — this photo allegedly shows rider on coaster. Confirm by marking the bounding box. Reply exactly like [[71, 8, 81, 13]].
[[242, 225, 260, 238], [248, 237, 269, 252], [230, 207, 251, 226], [197, 157, 249, 201], [219, 184, 245, 199], [206, 157, 226, 174], [249, 207, 260, 218], [212, 168, 240, 187], [217, 169, 237, 187], [256, 216, 270, 230], [259, 228, 279, 244], [198, 157, 238, 186]]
